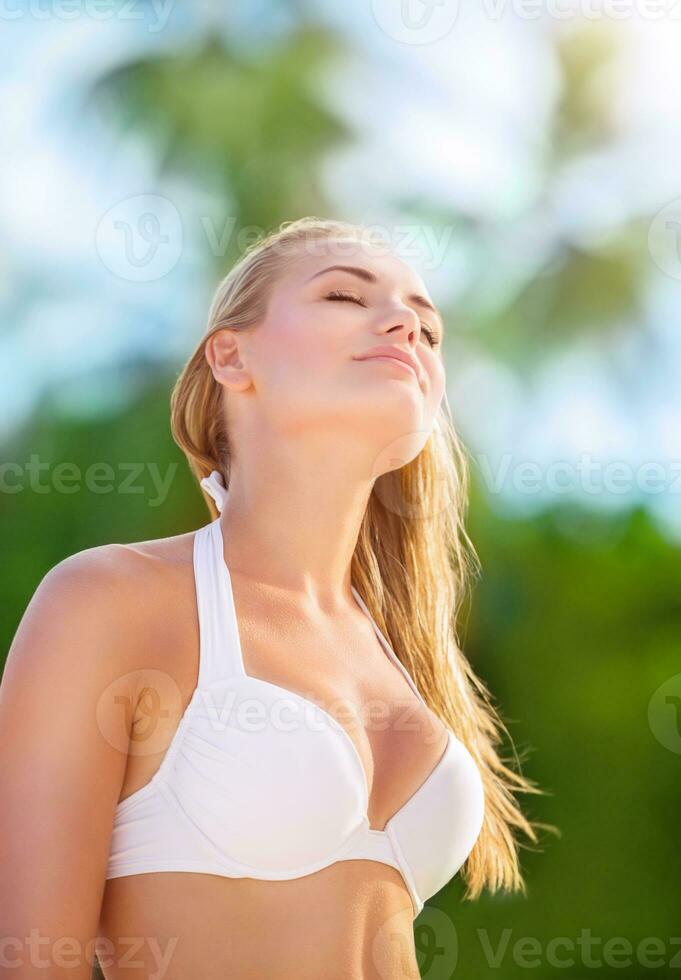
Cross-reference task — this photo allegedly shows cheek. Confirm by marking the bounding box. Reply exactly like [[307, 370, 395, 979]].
[[253, 306, 345, 397], [423, 358, 446, 418]]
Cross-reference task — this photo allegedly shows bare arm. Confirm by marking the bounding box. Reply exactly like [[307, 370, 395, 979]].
[[0, 548, 146, 979]]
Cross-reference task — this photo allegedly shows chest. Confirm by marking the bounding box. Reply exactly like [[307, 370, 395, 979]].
[[228, 586, 449, 832]]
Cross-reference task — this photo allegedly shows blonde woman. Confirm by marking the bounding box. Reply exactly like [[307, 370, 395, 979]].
[[1, 218, 537, 979]]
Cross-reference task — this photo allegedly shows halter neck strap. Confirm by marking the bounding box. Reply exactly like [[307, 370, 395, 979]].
[[200, 469, 229, 514]]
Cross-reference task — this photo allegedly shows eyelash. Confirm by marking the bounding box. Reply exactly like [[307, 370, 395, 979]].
[[324, 289, 440, 347]]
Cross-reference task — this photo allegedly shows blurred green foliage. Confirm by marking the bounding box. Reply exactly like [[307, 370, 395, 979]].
[[88, 28, 354, 261]]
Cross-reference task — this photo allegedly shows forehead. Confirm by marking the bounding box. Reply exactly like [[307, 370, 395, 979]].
[[279, 238, 431, 297]]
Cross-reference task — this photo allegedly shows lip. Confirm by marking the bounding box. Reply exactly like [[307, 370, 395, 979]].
[[354, 345, 422, 384]]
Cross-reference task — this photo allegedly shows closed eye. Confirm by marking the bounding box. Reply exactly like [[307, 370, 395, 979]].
[[325, 289, 367, 307], [324, 289, 440, 348]]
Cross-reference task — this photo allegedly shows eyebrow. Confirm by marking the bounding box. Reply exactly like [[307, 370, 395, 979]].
[[305, 264, 444, 328]]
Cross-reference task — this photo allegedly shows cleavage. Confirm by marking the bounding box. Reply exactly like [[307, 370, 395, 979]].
[[234, 598, 449, 833]]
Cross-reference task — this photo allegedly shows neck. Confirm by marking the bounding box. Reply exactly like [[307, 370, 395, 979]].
[[216, 431, 379, 608]]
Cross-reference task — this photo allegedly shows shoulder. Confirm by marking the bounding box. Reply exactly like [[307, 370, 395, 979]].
[[0, 527, 207, 927], [43, 526, 198, 590], [40, 527, 196, 609], [5, 527, 202, 683]]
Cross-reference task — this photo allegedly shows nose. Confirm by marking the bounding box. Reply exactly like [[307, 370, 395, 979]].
[[377, 303, 421, 345]]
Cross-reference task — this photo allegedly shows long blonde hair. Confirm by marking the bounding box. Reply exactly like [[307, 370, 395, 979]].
[[170, 216, 540, 899]]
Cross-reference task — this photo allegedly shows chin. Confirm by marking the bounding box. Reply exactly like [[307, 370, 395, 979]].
[[376, 428, 431, 470], [361, 386, 426, 425], [357, 409, 432, 471]]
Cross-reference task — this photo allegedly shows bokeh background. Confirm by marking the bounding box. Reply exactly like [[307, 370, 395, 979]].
[[2, 2, 681, 978]]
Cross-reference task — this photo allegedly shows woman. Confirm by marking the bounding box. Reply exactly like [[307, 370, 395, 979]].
[[0, 217, 537, 979]]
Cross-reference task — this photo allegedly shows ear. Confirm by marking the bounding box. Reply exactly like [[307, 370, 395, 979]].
[[204, 329, 252, 391]]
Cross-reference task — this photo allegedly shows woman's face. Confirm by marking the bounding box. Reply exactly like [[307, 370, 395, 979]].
[[234, 238, 446, 473]]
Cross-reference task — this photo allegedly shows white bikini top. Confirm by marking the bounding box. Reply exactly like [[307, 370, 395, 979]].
[[106, 470, 485, 918]]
